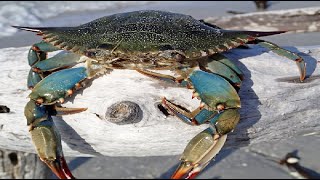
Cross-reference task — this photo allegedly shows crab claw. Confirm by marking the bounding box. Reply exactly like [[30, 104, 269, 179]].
[[163, 70, 241, 179], [162, 70, 241, 124], [189, 70, 241, 110], [25, 100, 76, 179], [171, 109, 240, 179], [44, 158, 69, 179], [171, 161, 194, 179], [29, 67, 89, 105], [44, 157, 75, 179], [171, 129, 228, 179]]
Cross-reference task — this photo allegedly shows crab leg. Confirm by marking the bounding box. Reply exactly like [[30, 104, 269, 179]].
[[211, 54, 244, 80], [25, 61, 98, 178], [254, 39, 306, 81], [162, 70, 241, 179], [136, 69, 209, 125], [27, 41, 82, 89], [136, 69, 214, 125], [27, 41, 58, 89], [172, 112, 241, 179], [138, 69, 241, 179], [162, 98, 215, 125], [29, 67, 90, 105], [170, 108, 240, 179], [25, 100, 78, 179], [27, 69, 43, 89], [28, 41, 60, 67], [187, 70, 241, 110], [200, 54, 244, 89], [136, 69, 180, 85], [137, 68, 241, 119], [32, 53, 82, 73]]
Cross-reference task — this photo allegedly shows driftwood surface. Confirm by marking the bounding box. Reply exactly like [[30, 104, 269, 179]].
[[0, 45, 319, 157], [204, 7, 320, 32], [0, 149, 50, 179]]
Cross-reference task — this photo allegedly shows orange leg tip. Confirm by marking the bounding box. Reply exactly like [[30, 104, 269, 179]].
[[186, 172, 200, 179], [66, 89, 73, 96], [171, 163, 193, 179], [31, 45, 40, 51], [45, 160, 68, 179], [61, 157, 76, 179], [59, 98, 65, 104], [75, 83, 82, 89]]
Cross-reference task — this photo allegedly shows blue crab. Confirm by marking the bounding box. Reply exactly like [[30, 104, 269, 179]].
[[13, 10, 306, 179]]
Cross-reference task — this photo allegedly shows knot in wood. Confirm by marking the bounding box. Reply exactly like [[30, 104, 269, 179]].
[[105, 101, 142, 125]]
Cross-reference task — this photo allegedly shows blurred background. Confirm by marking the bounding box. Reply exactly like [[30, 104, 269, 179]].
[[0, 1, 319, 179]]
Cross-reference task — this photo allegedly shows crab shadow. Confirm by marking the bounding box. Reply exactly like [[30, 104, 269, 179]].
[[53, 77, 102, 157], [48, 79, 101, 178], [53, 116, 102, 156], [158, 45, 318, 178]]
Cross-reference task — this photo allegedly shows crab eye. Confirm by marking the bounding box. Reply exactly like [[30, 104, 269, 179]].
[[85, 50, 97, 58], [98, 43, 114, 50], [159, 44, 174, 51], [168, 51, 185, 61]]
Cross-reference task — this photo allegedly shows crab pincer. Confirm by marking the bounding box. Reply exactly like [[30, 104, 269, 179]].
[[24, 67, 93, 179], [29, 67, 89, 105], [24, 100, 76, 179], [162, 70, 241, 179]]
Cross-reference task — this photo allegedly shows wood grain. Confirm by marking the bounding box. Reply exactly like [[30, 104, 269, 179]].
[[0, 45, 319, 157]]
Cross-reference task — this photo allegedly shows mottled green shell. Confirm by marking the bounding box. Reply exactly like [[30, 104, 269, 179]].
[[35, 10, 256, 58], [78, 10, 228, 53]]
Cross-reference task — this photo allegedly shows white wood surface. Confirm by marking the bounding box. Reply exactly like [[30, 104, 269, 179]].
[[0, 45, 319, 157], [205, 7, 320, 32]]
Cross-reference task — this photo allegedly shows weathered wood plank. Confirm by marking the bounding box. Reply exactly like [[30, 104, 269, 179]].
[[0, 149, 51, 179], [0, 45, 319, 157], [204, 7, 320, 32]]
